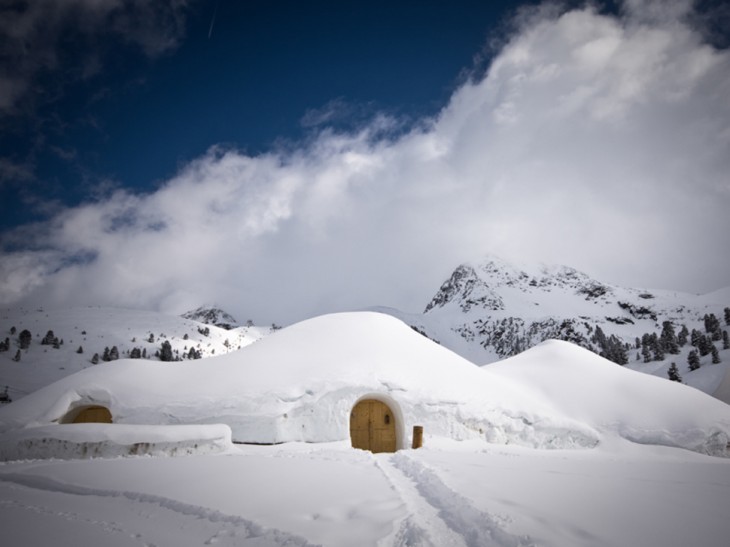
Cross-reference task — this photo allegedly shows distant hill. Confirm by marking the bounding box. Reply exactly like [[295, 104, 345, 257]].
[[180, 306, 241, 330], [0, 306, 272, 400]]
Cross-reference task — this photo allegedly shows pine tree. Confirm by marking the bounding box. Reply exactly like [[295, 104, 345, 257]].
[[688, 349, 701, 371], [76, 345, 83, 354], [690, 329, 702, 347], [13, 349, 21, 362], [677, 325, 689, 347], [109, 346, 119, 360], [711, 344, 721, 364], [725, 307, 730, 326], [653, 343, 665, 361], [723, 330, 729, 350], [148, 333, 155, 343], [102, 346, 111, 361], [698, 335, 711, 357], [18, 329, 31, 349], [41, 330, 55, 345], [642, 344, 652, 363], [159, 340, 173, 362], [660, 321, 679, 354], [667, 362, 682, 382], [91, 353, 99, 364]]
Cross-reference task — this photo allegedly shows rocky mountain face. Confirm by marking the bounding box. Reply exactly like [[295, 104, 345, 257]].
[[390, 256, 730, 372], [181, 306, 240, 330]]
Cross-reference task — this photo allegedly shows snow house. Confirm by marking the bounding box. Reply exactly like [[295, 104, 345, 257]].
[[2, 311, 730, 460]]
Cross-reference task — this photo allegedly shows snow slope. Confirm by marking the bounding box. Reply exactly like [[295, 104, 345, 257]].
[[488, 340, 730, 454], [0, 306, 271, 400]]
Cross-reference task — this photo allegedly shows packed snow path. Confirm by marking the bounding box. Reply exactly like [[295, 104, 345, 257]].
[[375, 452, 531, 547]]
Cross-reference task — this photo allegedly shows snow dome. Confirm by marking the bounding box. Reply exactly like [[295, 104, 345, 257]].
[[1, 312, 729, 458]]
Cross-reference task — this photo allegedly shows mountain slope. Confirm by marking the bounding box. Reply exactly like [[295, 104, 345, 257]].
[[0, 306, 272, 400], [378, 256, 730, 400]]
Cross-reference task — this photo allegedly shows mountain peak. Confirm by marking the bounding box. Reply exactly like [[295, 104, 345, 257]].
[[424, 256, 609, 314], [181, 306, 239, 330]]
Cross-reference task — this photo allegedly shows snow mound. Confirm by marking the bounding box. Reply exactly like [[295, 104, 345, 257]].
[[0, 423, 232, 461], [487, 340, 730, 457], [0, 312, 598, 453], [2, 313, 729, 458]]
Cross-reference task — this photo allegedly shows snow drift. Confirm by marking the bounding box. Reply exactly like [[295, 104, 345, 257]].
[[1, 312, 729, 460], [487, 340, 730, 456], [0, 423, 232, 461]]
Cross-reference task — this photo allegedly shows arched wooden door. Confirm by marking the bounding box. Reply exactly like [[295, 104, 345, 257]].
[[72, 405, 112, 424], [350, 399, 396, 453]]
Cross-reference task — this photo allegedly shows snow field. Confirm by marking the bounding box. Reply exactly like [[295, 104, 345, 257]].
[[1, 440, 729, 547]]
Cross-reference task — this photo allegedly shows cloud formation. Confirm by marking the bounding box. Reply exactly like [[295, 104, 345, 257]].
[[1, 1, 729, 324]]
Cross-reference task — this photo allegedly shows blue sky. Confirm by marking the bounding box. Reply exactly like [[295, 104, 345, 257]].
[[1, 0, 538, 229], [1, 0, 729, 323]]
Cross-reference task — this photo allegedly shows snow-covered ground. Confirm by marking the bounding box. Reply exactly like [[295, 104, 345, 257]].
[[1, 311, 729, 545], [1, 439, 729, 547]]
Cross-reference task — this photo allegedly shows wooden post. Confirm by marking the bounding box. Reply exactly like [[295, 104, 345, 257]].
[[412, 425, 423, 449]]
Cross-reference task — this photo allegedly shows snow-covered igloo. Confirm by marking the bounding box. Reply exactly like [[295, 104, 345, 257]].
[[1, 312, 730, 457], [0, 312, 587, 450]]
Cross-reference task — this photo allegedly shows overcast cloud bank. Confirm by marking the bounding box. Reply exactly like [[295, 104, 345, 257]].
[[1, 0, 729, 324]]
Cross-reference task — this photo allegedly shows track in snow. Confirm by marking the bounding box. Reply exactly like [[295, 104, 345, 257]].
[[0, 473, 315, 547], [374, 453, 533, 547]]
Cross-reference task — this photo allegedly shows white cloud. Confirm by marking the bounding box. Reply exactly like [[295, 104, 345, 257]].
[[2, 1, 729, 324]]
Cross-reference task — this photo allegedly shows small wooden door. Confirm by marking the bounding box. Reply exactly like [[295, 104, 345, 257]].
[[350, 399, 396, 453], [72, 406, 112, 424]]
